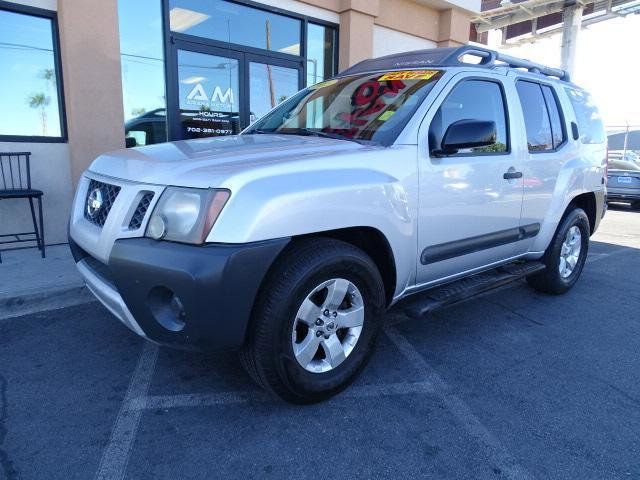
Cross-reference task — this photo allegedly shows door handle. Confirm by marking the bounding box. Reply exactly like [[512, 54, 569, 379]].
[[503, 169, 523, 180]]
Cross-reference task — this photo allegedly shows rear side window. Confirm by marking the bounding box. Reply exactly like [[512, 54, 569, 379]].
[[565, 88, 605, 144], [516, 80, 563, 152], [429, 79, 508, 155], [541, 85, 565, 148]]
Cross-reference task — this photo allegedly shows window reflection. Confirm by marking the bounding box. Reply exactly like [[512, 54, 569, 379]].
[[306, 23, 336, 87], [169, 0, 301, 55], [0, 9, 62, 137], [249, 62, 299, 122], [118, 0, 167, 146], [178, 50, 240, 139]]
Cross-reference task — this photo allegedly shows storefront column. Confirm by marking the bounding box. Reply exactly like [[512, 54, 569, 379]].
[[57, 0, 125, 184], [338, 0, 379, 70], [437, 8, 471, 47]]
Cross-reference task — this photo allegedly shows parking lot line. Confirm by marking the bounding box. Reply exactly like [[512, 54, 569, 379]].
[[95, 343, 159, 480], [587, 248, 628, 263], [385, 326, 535, 480], [130, 380, 436, 410]]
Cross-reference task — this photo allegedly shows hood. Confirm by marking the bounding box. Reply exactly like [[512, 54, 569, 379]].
[[89, 134, 374, 188]]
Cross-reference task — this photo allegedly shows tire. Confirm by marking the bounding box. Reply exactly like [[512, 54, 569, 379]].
[[239, 238, 386, 404], [526, 207, 590, 295]]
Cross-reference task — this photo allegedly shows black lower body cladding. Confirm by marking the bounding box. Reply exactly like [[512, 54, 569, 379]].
[[104, 237, 288, 351]]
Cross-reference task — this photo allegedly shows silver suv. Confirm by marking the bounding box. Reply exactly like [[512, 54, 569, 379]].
[[69, 46, 607, 403]]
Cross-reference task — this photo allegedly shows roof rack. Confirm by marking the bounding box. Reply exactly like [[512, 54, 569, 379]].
[[339, 45, 570, 82]]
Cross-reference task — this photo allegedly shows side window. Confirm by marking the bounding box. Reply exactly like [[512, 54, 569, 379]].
[[516, 81, 553, 152], [429, 80, 508, 155], [541, 85, 565, 149], [565, 88, 605, 144]]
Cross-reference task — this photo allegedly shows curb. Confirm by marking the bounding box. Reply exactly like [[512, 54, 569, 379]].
[[0, 284, 96, 320]]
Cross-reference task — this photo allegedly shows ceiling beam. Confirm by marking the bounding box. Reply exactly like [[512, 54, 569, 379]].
[[475, 1, 571, 32]]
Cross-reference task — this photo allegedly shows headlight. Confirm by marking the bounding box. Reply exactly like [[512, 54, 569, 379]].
[[146, 187, 230, 244]]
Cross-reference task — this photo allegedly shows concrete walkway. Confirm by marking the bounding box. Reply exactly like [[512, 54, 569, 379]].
[[0, 244, 93, 319]]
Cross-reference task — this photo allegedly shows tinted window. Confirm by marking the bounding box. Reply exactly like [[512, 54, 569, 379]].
[[516, 81, 553, 152], [429, 80, 508, 154], [306, 23, 336, 87], [565, 88, 605, 144], [118, 0, 167, 146], [169, 0, 301, 55], [541, 85, 565, 148], [0, 8, 64, 138]]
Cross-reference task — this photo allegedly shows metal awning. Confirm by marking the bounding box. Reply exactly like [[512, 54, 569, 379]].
[[473, 0, 640, 41]]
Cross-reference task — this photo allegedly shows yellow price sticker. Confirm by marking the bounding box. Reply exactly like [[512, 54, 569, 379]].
[[378, 70, 439, 81], [378, 111, 395, 121]]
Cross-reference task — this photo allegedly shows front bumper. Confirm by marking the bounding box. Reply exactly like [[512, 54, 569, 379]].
[[70, 236, 289, 351]]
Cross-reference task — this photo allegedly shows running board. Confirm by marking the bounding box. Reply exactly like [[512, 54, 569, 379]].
[[401, 261, 546, 319]]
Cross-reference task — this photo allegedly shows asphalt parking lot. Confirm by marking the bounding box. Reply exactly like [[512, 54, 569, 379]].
[[1, 205, 639, 480]]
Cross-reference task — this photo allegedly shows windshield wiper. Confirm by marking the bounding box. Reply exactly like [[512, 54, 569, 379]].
[[290, 128, 370, 145], [247, 128, 371, 145]]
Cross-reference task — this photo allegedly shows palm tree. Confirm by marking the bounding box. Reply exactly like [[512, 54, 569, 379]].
[[40, 68, 56, 89], [27, 93, 50, 135]]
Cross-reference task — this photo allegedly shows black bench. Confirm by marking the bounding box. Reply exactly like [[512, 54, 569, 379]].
[[0, 152, 45, 263]]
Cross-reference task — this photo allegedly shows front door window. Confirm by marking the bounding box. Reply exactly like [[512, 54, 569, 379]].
[[177, 49, 240, 139]]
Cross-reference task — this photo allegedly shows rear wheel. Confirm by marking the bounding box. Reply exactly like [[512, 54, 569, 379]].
[[526, 208, 590, 294], [240, 238, 385, 403]]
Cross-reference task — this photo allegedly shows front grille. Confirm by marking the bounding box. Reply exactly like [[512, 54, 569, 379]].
[[129, 192, 154, 230], [84, 179, 120, 227]]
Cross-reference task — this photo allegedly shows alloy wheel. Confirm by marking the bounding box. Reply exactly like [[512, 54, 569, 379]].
[[559, 225, 582, 278], [291, 278, 364, 373]]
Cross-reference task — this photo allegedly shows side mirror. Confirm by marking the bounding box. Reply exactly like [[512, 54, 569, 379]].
[[125, 137, 137, 148], [433, 119, 497, 156]]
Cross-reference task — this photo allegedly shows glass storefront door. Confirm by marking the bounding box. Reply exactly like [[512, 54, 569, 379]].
[[172, 45, 242, 140], [168, 41, 303, 141], [248, 56, 301, 124]]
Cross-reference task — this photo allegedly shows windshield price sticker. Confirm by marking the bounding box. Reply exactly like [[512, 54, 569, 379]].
[[378, 70, 439, 81]]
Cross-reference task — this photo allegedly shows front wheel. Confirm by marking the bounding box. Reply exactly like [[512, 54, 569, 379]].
[[526, 208, 590, 295], [240, 238, 386, 404]]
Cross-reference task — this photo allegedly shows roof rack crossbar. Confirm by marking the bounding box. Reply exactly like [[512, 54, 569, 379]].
[[337, 45, 570, 82], [451, 45, 570, 81]]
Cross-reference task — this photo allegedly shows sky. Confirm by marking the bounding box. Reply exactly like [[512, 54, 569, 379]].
[[492, 13, 640, 128], [0, 10, 61, 137]]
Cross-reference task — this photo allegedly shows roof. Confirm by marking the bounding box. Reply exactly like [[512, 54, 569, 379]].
[[338, 45, 570, 82]]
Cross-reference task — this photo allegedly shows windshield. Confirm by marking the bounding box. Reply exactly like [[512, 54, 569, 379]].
[[244, 70, 444, 146]]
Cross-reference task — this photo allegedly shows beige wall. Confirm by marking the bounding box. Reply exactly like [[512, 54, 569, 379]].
[[57, 0, 125, 184], [373, 25, 437, 57], [301, 0, 472, 68], [0, 143, 73, 245]]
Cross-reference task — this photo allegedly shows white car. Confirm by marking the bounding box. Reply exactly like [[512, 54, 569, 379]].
[[69, 46, 607, 403]]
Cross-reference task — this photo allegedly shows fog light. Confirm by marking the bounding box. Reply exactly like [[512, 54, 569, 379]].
[[148, 286, 186, 332], [147, 215, 167, 240]]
